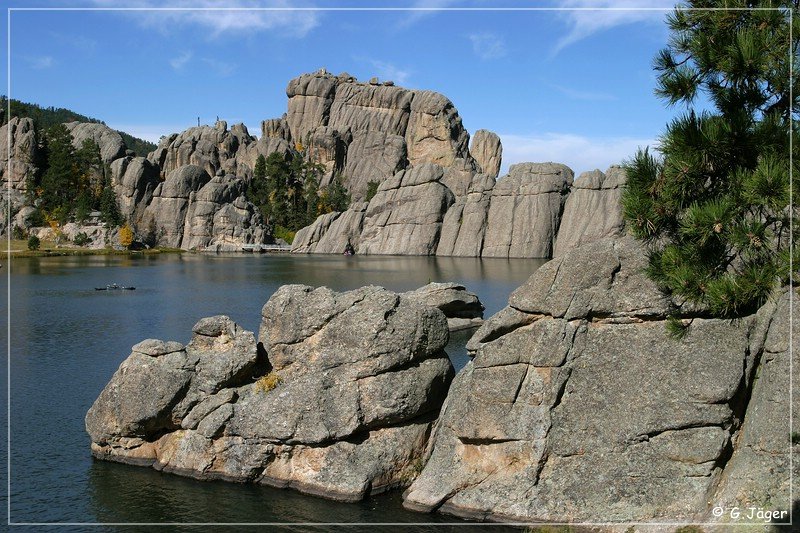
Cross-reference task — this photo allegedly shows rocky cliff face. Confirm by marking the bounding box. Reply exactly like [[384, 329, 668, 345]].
[[64, 121, 127, 164], [553, 166, 626, 257], [87, 286, 454, 502], [282, 70, 488, 199], [403, 236, 795, 524], [1, 117, 38, 191], [294, 162, 582, 258]]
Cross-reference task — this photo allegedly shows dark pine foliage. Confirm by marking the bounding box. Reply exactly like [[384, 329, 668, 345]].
[[622, 0, 799, 318], [246, 151, 351, 234]]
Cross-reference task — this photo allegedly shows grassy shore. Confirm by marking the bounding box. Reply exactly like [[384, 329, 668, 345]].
[[2, 239, 184, 258]]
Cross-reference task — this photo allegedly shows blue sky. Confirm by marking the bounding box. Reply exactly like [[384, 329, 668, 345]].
[[4, 1, 685, 175]]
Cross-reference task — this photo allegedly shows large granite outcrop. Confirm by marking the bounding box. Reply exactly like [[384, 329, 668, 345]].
[[87, 286, 455, 502], [64, 121, 127, 164], [109, 156, 161, 222], [358, 164, 455, 255], [181, 174, 270, 251], [481, 163, 572, 258], [404, 236, 795, 525], [148, 121, 255, 179], [0, 117, 38, 191], [138, 165, 269, 250], [553, 166, 627, 257], [293, 161, 581, 259], [284, 70, 493, 199]]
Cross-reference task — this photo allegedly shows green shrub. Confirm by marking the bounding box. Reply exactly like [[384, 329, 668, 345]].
[[274, 225, 296, 245], [365, 180, 380, 202], [73, 232, 91, 246], [11, 226, 26, 240], [27, 235, 41, 250]]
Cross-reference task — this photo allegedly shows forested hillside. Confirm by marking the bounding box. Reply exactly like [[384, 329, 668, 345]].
[[0, 96, 156, 157]]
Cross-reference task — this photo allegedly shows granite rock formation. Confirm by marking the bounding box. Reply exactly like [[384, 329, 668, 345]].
[[553, 166, 627, 257], [404, 236, 796, 525], [64, 121, 127, 164], [87, 286, 455, 502], [0, 116, 38, 191], [469, 129, 502, 179], [403, 283, 485, 331], [358, 164, 455, 255]]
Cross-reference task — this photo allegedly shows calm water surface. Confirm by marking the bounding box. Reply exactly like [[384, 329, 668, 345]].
[[4, 253, 546, 530]]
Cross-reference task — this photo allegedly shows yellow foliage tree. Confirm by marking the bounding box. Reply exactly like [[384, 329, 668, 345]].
[[118, 223, 134, 248]]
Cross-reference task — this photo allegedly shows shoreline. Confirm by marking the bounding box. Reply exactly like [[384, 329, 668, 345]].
[[4, 247, 186, 258]]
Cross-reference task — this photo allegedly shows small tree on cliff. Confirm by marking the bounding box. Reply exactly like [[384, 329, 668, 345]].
[[622, 0, 799, 318]]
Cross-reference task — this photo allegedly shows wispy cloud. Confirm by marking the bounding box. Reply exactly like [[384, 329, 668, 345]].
[[469, 33, 507, 60], [499, 132, 657, 176], [369, 60, 410, 85], [552, 0, 670, 55], [202, 58, 237, 77], [170, 51, 193, 71], [550, 83, 616, 101], [90, 0, 320, 38], [398, 0, 461, 28], [27, 56, 54, 69]]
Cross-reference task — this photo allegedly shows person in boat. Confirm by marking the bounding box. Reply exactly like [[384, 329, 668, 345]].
[[343, 240, 355, 256]]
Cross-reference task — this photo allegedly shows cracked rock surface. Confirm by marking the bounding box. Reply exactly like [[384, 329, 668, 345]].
[[86, 287, 454, 502], [403, 235, 796, 523]]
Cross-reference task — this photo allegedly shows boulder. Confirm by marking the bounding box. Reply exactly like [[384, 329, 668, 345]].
[[0, 117, 38, 191], [469, 129, 502, 179], [553, 166, 627, 257], [403, 282, 485, 331], [481, 163, 572, 258], [358, 164, 455, 255], [87, 286, 455, 503], [406, 91, 471, 169], [64, 121, 127, 164], [404, 236, 793, 525]]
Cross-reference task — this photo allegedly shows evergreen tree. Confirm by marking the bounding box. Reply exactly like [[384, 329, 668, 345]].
[[623, 0, 798, 318], [39, 123, 80, 216]]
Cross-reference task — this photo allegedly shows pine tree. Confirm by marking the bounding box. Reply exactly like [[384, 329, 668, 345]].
[[39, 123, 80, 215], [623, 0, 799, 318]]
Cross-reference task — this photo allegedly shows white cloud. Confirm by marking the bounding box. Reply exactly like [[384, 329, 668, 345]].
[[552, 0, 670, 55], [201, 58, 237, 77], [498, 132, 658, 176], [469, 33, 507, 60], [169, 51, 192, 70], [370, 60, 411, 86], [28, 56, 54, 69], [398, 0, 461, 28], [89, 0, 320, 38]]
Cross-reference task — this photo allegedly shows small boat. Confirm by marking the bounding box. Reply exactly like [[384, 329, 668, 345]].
[[95, 283, 136, 291]]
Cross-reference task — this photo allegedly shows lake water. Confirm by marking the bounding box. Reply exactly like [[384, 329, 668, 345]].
[[4, 253, 546, 529]]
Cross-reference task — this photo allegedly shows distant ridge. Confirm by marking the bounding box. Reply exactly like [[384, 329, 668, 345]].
[[0, 96, 156, 157]]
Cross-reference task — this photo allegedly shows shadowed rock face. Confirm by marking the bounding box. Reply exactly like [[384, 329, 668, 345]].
[[86, 286, 455, 503], [404, 236, 795, 524]]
